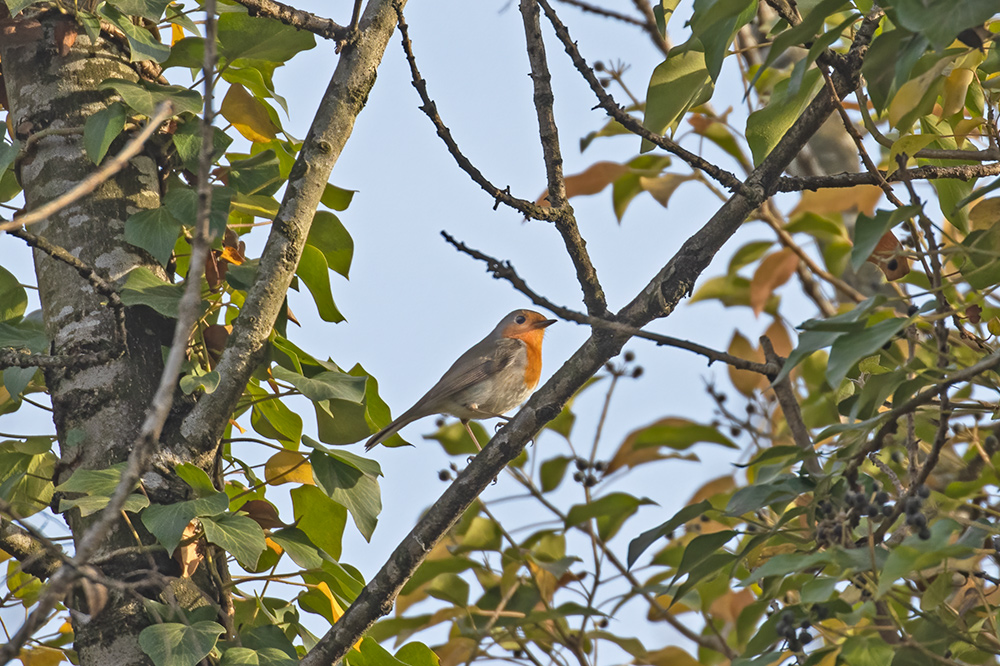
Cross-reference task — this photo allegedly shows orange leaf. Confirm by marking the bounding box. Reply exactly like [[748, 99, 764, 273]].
[[866, 231, 910, 280], [202, 324, 231, 357], [175, 521, 203, 578], [535, 161, 629, 206], [218, 245, 244, 265], [763, 318, 793, 358], [749, 249, 798, 316], [171, 23, 184, 45], [264, 450, 314, 486], [727, 332, 766, 396], [220, 83, 279, 143], [688, 475, 736, 504], [710, 588, 756, 624], [315, 582, 362, 651], [639, 173, 696, 207]]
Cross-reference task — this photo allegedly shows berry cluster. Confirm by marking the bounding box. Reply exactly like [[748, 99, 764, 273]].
[[604, 350, 644, 379], [573, 457, 605, 487], [815, 483, 932, 546], [775, 610, 814, 652], [902, 485, 932, 540]]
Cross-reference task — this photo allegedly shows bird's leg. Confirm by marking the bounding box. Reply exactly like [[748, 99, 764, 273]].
[[462, 419, 483, 451]]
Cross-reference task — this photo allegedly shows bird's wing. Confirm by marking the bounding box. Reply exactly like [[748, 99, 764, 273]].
[[407, 337, 524, 415]]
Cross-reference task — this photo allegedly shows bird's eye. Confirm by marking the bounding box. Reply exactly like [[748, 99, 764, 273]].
[[515, 315, 526, 324]]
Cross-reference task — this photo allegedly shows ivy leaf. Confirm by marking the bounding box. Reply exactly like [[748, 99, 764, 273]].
[[99, 5, 171, 62], [220, 84, 280, 143], [201, 512, 266, 569], [84, 102, 127, 165], [295, 243, 344, 323], [219, 647, 298, 666], [142, 492, 229, 554], [106, 0, 171, 21], [218, 11, 316, 65], [291, 485, 347, 560], [0, 265, 27, 323], [307, 211, 353, 278], [124, 206, 183, 266], [271, 365, 366, 403], [99, 78, 202, 116], [310, 451, 381, 541], [120, 267, 192, 319], [139, 621, 225, 666]]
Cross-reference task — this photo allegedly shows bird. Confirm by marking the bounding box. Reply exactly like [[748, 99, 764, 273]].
[[364, 309, 556, 451]]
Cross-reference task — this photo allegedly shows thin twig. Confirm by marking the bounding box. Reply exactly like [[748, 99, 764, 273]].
[[0, 103, 174, 233], [760, 336, 821, 475], [396, 10, 561, 221], [441, 230, 777, 375], [775, 162, 1000, 191], [519, 0, 608, 316]]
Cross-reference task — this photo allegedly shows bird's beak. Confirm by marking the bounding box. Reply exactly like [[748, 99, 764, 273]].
[[536, 319, 557, 329]]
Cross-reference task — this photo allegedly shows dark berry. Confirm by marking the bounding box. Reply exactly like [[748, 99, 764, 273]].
[[905, 496, 922, 515], [596, 617, 609, 628], [746, 404, 756, 414], [631, 366, 644, 379], [593, 61, 605, 72], [875, 491, 889, 505], [798, 630, 812, 644], [575, 457, 588, 470], [624, 350, 635, 362], [907, 304, 919, 316], [917, 485, 931, 499], [730, 426, 742, 438], [882, 504, 894, 517], [584, 474, 598, 487], [799, 619, 811, 629], [572, 471, 584, 482], [910, 513, 927, 528], [438, 470, 451, 481], [593, 461, 606, 472], [918, 526, 932, 540], [812, 605, 829, 620]]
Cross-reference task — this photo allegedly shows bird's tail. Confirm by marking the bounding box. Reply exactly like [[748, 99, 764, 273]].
[[364, 417, 410, 451]]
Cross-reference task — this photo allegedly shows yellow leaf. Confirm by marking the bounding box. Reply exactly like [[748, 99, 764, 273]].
[[887, 134, 936, 176], [749, 249, 798, 317], [941, 67, 974, 118], [888, 58, 951, 128], [220, 84, 279, 143], [955, 117, 985, 147], [219, 246, 244, 265], [264, 450, 314, 486], [790, 184, 882, 217], [17, 646, 66, 666], [764, 318, 793, 358], [316, 582, 361, 651], [436, 637, 477, 666], [970, 198, 1000, 231], [171, 23, 184, 45], [988, 317, 1000, 337], [728, 331, 766, 396]]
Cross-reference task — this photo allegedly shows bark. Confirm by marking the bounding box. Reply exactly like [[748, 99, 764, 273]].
[[1, 15, 191, 665]]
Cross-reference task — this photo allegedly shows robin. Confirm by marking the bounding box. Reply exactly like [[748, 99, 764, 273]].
[[364, 309, 556, 451]]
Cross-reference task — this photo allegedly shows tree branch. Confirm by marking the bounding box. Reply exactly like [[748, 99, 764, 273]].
[[775, 162, 1000, 191], [180, 0, 405, 454], [519, 0, 608, 316], [760, 336, 821, 475], [230, 0, 350, 42], [302, 7, 883, 665]]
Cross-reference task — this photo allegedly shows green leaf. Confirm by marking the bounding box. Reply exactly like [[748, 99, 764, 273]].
[[641, 43, 714, 152], [106, 0, 170, 21], [540, 456, 572, 493], [726, 475, 814, 515], [56, 463, 132, 496], [201, 513, 267, 569], [2, 0, 36, 16], [84, 102, 127, 165], [630, 417, 738, 450], [310, 451, 381, 541], [891, 0, 999, 51], [218, 11, 316, 64], [291, 485, 347, 560], [747, 68, 823, 165], [162, 37, 205, 70], [271, 365, 366, 403], [59, 493, 148, 517], [138, 621, 225, 666], [172, 122, 233, 172], [850, 205, 921, 272], [839, 634, 896, 666], [163, 186, 233, 240], [179, 370, 220, 395], [125, 206, 183, 265], [307, 211, 353, 278], [689, 0, 758, 82], [228, 151, 282, 196], [142, 492, 229, 554], [295, 243, 344, 323], [99, 5, 171, 62], [627, 499, 712, 568], [248, 384, 302, 445], [750, 0, 850, 87], [120, 267, 191, 319], [393, 643, 440, 666], [826, 317, 909, 387], [175, 463, 218, 498], [99, 78, 202, 116], [671, 530, 737, 586], [565, 492, 656, 541], [270, 527, 324, 569], [219, 647, 298, 666], [321, 184, 356, 211], [0, 265, 27, 323]]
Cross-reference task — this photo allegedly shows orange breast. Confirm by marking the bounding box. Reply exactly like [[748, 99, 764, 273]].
[[517, 329, 545, 389]]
